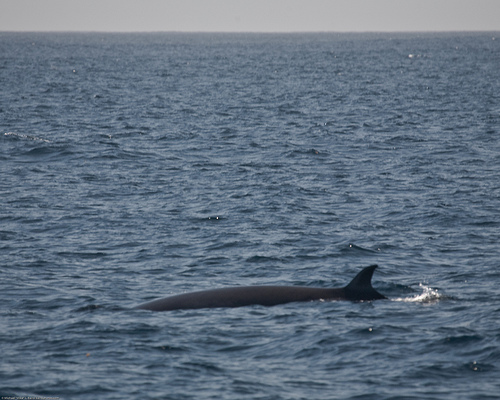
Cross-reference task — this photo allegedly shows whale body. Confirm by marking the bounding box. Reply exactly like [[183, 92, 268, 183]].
[[135, 265, 386, 312]]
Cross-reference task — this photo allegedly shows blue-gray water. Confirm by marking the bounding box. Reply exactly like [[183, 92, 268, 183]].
[[1, 32, 500, 399]]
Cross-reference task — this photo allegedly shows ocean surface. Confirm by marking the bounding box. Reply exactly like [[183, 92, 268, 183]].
[[1, 32, 500, 399]]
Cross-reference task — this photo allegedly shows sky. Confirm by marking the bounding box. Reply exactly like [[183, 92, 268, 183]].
[[1, 0, 499, 33]]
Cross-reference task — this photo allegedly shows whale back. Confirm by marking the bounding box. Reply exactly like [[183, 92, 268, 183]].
[[135, 265, 386, 311]]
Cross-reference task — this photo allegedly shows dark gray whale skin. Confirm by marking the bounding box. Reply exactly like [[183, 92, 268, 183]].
[[135, 265, 386, 312]]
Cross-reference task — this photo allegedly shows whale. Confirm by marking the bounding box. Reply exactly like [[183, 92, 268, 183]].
[[135, 265, 386, 312]]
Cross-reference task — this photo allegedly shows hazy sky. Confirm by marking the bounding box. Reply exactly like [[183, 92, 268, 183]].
[[1, 0, 499, 32]]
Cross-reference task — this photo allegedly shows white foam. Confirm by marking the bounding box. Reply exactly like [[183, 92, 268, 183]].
[[393, 283, 442, 303]]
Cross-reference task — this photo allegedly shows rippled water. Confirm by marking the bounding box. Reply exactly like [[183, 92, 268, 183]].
[[1, 32, 500, 399]]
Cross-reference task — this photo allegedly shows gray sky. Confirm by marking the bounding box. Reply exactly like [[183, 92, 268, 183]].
[[1, 0, 499, 32]]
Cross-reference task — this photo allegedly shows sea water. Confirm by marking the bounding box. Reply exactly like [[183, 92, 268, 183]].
[[1, 32, 500, 399]]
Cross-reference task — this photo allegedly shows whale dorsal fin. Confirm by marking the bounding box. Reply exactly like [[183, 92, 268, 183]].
[[344, 265, 386, 301]]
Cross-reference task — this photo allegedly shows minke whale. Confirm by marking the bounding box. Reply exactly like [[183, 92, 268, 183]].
[[135, 265, 386, 312]]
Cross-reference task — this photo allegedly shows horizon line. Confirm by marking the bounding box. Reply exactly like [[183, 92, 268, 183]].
[[1, 29, 499, 34]]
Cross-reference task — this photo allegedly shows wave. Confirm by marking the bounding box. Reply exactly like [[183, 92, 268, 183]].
[[4, 131, 50, 143]]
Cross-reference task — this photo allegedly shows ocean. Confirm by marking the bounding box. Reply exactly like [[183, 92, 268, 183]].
[[1, 31, 499, 399]]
